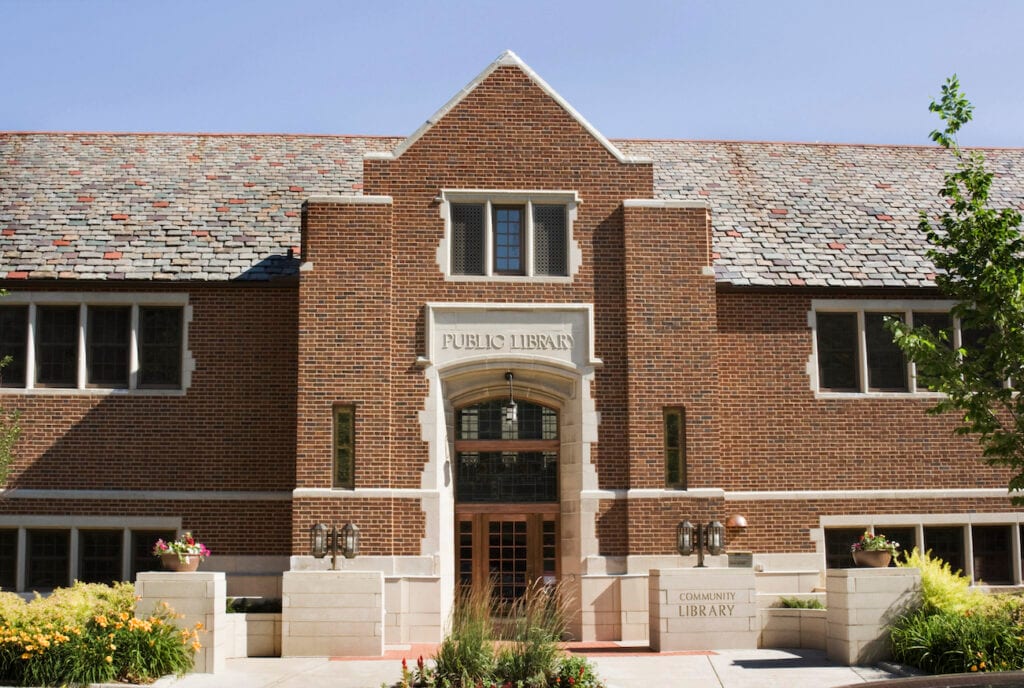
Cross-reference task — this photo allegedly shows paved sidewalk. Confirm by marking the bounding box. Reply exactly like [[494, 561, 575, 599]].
[[155, 648, 898, 688]]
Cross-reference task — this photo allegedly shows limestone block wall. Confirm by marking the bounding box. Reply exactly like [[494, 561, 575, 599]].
[[282, 571, 384, 657], [760, 608, 827, 650], [649, 568, 758, 651], [826, 567, 921, 665], [135, 571, 227, 674], [384, 576, 442, 644]]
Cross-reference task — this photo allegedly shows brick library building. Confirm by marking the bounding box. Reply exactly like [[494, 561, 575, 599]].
[[1, 52, 1022, 643]]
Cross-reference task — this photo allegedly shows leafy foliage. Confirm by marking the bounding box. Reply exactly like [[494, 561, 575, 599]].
[[406, 580, 604, 688], [0, 582, 198, 686], [775, 596, 825, 610], [0, 291, 21, 487], [888, 75, 1024, 501], [898, 549, 991, 614]]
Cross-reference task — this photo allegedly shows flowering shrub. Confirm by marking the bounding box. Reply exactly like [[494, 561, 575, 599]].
[[0, 582, 198, 686], [153, 531, 211, 562], [851, 531, 899, 555]]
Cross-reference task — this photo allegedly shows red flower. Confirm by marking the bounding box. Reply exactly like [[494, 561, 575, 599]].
[[417, 655, 424, 671], [569, 679, 575, 686], [186, 535, 195, 546], [402, 658, 408, 670]]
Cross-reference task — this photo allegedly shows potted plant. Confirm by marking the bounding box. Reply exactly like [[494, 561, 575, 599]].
[[851, 531, 899, 568], [153, 532, 211, 572]]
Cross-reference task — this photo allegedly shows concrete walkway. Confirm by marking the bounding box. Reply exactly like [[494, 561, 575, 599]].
[[154, 648, 898, 688]]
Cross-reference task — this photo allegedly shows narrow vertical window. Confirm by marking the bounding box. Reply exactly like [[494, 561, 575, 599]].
[[451, 204, 485, 276], [664, 407, 686, 489], [865, 312, 907, 391], [333, 405, 355, 489], [36, 306, 79, 387], [87, 306, 130, 387], [139, 307, 182, 388], [533, 205, 567, 276], [816, 313, 859, 391], [0, 306, 28, 388], [493, 206, 524, 275]]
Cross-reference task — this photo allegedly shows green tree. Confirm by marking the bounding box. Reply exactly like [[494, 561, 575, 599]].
[[889, 76, 1024, 501]]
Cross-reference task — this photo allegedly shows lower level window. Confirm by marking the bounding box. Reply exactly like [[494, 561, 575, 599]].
[[78, 530, 123, 584], [972, 525, 1013, 585], [26, 530, 70, 591]]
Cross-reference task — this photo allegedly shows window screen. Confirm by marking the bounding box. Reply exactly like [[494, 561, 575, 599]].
[[36, 306, 79, 386], [87, 306, 130, 387], [865, 312, 907, 391], [0, 306, 27, 388], [451, 204, 485, 275], [533, 205, 567, 276], [816, 313, 859, 391], [139, 307, 182, 387]]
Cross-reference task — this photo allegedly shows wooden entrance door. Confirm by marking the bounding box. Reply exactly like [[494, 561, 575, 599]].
[[454, 398, 559, 602], [457, 509, 558, 602]]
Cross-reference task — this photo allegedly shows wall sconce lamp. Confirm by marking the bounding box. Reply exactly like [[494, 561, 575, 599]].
[[504, 371, 518, 426], [677, 520, 725, 568], [310, 522, 360, 570], [725, 514, 748, 529]]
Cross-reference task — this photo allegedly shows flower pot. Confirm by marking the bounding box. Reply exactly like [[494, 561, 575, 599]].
[[852, 549, 892, 568], [160, 552, 201, 572]]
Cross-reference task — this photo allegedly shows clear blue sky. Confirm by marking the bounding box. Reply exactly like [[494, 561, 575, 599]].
[[3, 0, 1023, 146]]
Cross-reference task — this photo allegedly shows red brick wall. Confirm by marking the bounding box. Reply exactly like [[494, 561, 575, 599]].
[[2, 283, 297, 493], [299, 65, 654, 555], [0, 498, 292, 556], [715, 290, 1011, 491]]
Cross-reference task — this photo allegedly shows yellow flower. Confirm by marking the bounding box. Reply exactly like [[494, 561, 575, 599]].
[[94, 615, 108, 628], [971, 666, 979, 672], [104, 655, 112, 663], [20, 652, 29, 660], [109, 644, 117, 651], [194, 621, 204, 630], [192, 641, 202, 651], [118, 612, 129, 621]]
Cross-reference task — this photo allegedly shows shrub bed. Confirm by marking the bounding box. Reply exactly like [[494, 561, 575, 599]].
[[400, 581, 604, 688], [891, 550, 1024, 674], [0, 581, 199, 686]]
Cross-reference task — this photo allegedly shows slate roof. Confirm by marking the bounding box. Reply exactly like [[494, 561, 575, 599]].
[[2, 132, 1024, 287]]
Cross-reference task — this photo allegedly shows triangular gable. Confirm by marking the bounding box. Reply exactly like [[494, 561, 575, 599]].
[[364, 50, 651, 164]]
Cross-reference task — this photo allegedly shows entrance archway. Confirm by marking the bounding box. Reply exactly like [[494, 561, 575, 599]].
[[454, 398, 559, 603]]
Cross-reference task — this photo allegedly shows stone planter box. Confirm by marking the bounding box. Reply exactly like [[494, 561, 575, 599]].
[[223, 613, 282, 658], [760, 607, 827, 650]]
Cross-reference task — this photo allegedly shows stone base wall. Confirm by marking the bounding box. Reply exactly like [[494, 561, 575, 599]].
[[281, 571, 384, 657], [826, 567, 921, 665], [135, 571, 227, 674]]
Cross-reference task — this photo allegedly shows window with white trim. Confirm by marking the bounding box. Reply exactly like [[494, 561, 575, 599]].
[[0, 293, 190, 393], [811, 300, 960, 394], [441, 190, 579, 280]]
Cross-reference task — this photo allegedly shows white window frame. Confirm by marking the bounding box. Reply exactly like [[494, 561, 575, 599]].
[[809, 298, 959, 397], [0, 292, 193, 396], [0, 516, 181, 594], [438, 189, 581, 282]]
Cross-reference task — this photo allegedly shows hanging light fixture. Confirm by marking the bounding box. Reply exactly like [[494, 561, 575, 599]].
[[504, 371, 518, 426]]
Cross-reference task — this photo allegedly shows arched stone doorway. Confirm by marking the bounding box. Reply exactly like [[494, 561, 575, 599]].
[[453, 398, 560, 602]]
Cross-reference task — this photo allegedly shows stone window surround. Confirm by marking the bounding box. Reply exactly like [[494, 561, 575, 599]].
[[808, 298, 958, 397], [436, 189, 581, 282], [0, 515, 181, 594], [0, 291, 193, 396], [816, 512, 1024, 586]]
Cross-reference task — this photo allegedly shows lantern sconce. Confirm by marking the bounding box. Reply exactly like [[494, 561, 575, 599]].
[[676, 519, 725, 568], [504, 371, 518, 427], [309, 522, 360, 570]]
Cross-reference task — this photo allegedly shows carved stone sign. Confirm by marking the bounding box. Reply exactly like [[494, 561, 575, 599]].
[[649, 569, 758, 651], [678, 591, 736, 617], [422, 303, 600, 369]]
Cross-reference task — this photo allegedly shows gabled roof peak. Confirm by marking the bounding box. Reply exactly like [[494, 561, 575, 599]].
[[364, 50, 651, 165]]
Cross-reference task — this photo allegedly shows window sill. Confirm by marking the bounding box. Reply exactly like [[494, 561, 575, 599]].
[[0, 387, 185, 397], [444, 274, 573, 284], [814, 391, 945, 400]]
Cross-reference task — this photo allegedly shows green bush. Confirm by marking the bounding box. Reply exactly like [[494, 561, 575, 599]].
[[775, 596, 825, 610], [0, 582, 198, 686], [412, 580, 605, 688], [898, 548, 993, 614], [890, 606, 1024, 674], [890, 549, 1024, 673]]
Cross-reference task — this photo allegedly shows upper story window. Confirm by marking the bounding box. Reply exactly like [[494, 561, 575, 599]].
[[811, 299, 959, 395], [441, 190, 580, 281], [0, 293, 191, 394]]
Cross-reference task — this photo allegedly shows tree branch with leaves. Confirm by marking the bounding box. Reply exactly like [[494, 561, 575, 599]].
[[889, 75, 1024, 500]]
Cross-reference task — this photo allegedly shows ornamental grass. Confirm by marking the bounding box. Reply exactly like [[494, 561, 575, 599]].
[[0, 581, 199, 686]]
